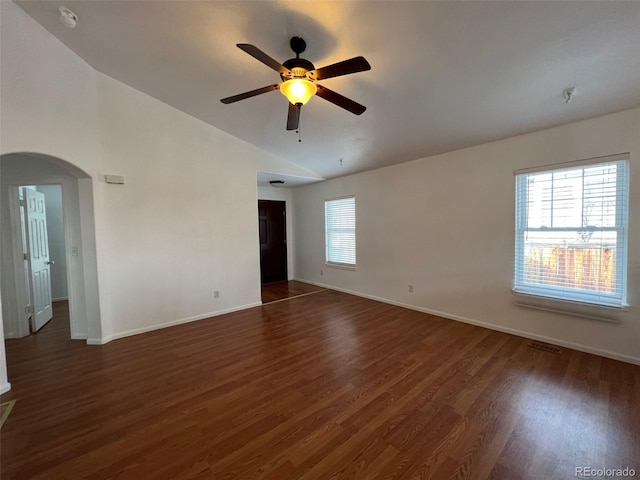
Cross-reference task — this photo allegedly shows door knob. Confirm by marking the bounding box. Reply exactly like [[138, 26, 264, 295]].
[[47, 260, 55, 265]]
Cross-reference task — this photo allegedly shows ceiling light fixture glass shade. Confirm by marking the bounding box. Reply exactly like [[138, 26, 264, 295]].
[[280, 78, 317, 105]]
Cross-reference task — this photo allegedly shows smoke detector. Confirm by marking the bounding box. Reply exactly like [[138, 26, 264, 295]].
[[59, 6, 78, 28]]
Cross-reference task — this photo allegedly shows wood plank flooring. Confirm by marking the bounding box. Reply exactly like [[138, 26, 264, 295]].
[[1, 292, 638, 479], [261, 280, 325, 304]]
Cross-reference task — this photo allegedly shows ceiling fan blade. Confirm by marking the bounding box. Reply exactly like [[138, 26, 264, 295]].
[[310, 56, 371, 80], [315, 85, 366, 115], [220, 84, 280, 104], [286, 103, 300, 131], [237, 44, 291, 75]]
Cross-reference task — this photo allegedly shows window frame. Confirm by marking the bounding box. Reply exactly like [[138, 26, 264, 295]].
[[324, 195, 356, 269], [513, 155, 629, 310]]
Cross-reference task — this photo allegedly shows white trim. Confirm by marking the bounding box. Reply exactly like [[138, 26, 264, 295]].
[[294, 277, 640, 366], [70, 333, 88, 340], [0, 382, 11, 395], [52, 297, 69, 302], [59, 181, 84, 339], [85, 302, 262, 345], [325, 262, 356, 271], [325, 194, 356, 202], [514, 158, 629, 311], [513, 291, 626, 323], [513, 152, 629, 175], [325, 196, 356, 267], [7, 186, 30, 337]]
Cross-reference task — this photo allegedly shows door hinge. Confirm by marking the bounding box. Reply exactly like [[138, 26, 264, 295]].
[[25, 305, 34, 314], [23, 253, 30, 261], [19, 199, 26, 207]]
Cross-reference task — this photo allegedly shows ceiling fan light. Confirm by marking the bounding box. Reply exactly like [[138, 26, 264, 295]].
[[280, 79, 317, 106]]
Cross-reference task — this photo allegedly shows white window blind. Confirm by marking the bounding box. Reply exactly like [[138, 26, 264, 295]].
[[514, 158, 629, 307], [325, 196, 356, 267]]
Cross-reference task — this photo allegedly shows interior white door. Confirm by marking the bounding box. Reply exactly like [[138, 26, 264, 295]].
[[24, 188, 53, 332]]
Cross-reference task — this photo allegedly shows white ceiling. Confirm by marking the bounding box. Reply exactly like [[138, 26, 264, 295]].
[[16, 1, 640, 181]]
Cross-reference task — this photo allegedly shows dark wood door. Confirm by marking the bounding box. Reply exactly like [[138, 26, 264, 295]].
[[258, 200, 287, 284]]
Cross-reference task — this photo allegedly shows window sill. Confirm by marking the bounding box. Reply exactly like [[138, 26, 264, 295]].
[[325, 262, 356, 271], [512, 291, 627, 323]]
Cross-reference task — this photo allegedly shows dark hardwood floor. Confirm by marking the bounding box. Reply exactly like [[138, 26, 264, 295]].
[[1, 292, 638, 479], [261, 280, 325, 304]]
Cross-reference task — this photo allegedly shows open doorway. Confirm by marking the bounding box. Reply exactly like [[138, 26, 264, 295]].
[[257, 174, 308, 304], [1, 153, 101, 344], [258, 200, 288, 284]]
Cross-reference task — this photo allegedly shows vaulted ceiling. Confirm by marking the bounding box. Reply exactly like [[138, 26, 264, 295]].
[[16, 1, 640, 181]]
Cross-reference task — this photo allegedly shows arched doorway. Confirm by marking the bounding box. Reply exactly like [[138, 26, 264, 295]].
[[1, 153, 101, 382]]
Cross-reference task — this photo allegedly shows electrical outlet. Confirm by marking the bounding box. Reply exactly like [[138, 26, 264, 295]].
[[409, 284, 414, 293], [71, 246, 79, 257], [214, 290, 220, 299], [320, 269, 324, 276]]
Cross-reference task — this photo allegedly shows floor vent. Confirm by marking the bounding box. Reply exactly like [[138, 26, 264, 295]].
[[528, 341, 563, 355]]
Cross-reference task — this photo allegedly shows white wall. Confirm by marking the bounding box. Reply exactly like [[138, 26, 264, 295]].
[[293, 108, 640, 364], [93, 74, 315, 340], [0, 0, 103, 352], [0, 4, 102, 175], [0, 0, 319, 361], [37, 185, 68, 300], [257, 186, 295, 280], [94, 74, 262, 338]]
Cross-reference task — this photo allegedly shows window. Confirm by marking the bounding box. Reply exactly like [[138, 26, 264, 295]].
[[514, 157, 629, 308], [325, 196, 356, 267]]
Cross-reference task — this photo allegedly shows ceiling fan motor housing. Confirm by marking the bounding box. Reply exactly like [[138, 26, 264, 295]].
[[281, 58, 315, 80], [281, 37, 315, 80]]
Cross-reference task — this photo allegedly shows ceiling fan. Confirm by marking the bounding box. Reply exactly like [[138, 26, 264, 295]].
[[221, 37, 371, 131]]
